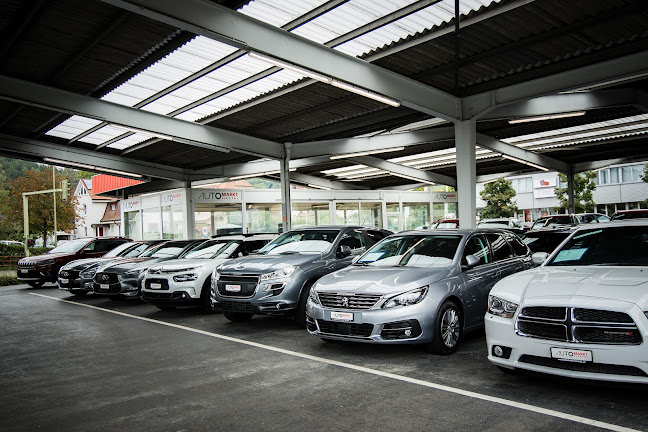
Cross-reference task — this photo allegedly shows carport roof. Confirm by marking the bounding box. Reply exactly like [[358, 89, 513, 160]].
[[0, 0, 647, 193]]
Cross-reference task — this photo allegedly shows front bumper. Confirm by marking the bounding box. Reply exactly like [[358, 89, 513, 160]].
[[305, 299, 436, 344], [17, 268, 57, 283], [210, 278, 298, 315], [93, 273, 141, 297], [485, 313, 648, 383], [141, 276, 201, 307]]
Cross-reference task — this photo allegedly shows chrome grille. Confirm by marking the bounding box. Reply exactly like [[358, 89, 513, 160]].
[[18, 261, 35, 269], [516, 307, 642, 345], [318, 293, 382, 310]]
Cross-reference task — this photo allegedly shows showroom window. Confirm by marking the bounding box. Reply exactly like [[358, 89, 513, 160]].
[[247, 203, 281, 233], [194, 204, 243, 237], [403, 202, 430, 230], [124, 211, 141, 240], [142, 208, 161, 240], [292, 202, 330, 228], [335, 202, 360, 226], [162, 204, 183, 239], [360, 202, 382, 227]]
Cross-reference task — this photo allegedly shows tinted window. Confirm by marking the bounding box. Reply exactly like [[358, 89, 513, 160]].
[[523, 232, 571, 254], [463, 235, 491, 266], [340, 230, 364, 251], [95, 240, 126, 252], [366, 230, 389, 247], [242, 239, 270, 255], [507, 234, 529, 256], [103, 242, 136, 257], [486, 233, 515, 261]]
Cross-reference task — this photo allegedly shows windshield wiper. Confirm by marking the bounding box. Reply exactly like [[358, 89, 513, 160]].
[[278, 251, 299, 255], [353, 262, 370, 266]]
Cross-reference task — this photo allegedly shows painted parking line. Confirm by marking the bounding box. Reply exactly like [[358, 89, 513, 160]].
[[31, 293, 639, 432]]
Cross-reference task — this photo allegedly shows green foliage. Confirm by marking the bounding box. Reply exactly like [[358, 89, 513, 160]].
[[480, 179, 518, 219], [247, 178, 280, 189], [554, 172, 597, 213], [642, 164, 648, 183], [0, 274, 19, 286], [0, 157, 44, 179]]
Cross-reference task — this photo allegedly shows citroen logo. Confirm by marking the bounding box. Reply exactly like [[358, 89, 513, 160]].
[[341, 296, 349, 308]]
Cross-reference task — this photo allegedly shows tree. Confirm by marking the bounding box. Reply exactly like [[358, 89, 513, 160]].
[[480, 179, 518, 219], [554, 171, 597, 213], [4, 169, 82, 247], [642, 164, 648, 183]]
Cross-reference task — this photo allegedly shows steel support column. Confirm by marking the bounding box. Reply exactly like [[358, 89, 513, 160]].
[[455, 120, 477, 228], [567, 172, 575, 214], [280, 143, 292, 233]]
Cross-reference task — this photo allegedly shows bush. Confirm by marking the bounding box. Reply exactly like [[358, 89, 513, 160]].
[[0, 274, 19, 286]]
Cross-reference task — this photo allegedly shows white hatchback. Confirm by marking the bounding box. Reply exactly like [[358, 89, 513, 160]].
[[485, 220, 648, 383], [141, 234, 274, 311]]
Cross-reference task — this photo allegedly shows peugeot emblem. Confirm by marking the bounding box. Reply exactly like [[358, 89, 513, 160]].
[[341, 296, 349, 308]]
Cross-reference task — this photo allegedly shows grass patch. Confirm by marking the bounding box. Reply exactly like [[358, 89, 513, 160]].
[[0, 271, 19, 286]]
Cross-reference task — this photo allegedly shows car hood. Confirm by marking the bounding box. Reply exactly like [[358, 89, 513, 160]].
[[101, 257, 159, 272], [20, 252, 77, 263], [148, 258, 228, 272], [493, 267, 648, 310], [217, 253, 321, 273], [62, 257, 117, 271], [313, 266, 452, 296]]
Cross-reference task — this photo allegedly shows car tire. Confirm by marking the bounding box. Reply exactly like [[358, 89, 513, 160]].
[[223, 312, 254, 322], [27, 281, 44, 288], [200, 279, 216, 314], [295, 281, 314, 328], [425, 300, 462, 355]]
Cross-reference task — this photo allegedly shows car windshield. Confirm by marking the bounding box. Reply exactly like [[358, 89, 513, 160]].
[[103, 242, 135, 257], [142, 243, 189, 258], [478, 221, 508, 228], [435, 222, 457, 229], [531, 215, 573, 229], [48, 239, 89, 254], [356, 235, 461, 268], [183, 240, 240, 259], [611, 211, 648, 220], [547, 226, 648, 266], [258, 230, 339, 255]]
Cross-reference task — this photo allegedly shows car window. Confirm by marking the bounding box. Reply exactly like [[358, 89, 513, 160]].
[[145, 242, 192, 258], [357, 234, 461, 268], [259, 230, 339, 255], [507, 234, 529, 256], [82, 242, 97, 252], [48, 239, 88, 253], [435, 222, 457, 229], [339, 230, 364, 252], [548, 226, 648, 266], [366, 230, 389, 247], [596, 214, 610, 222], [462, 235, 491, 266], [123, 243, 151, 257], [486, 233, 515, 261], [95, 240, 126, 253], [103, 242, 135, 257], [242, 239, 270, 255]]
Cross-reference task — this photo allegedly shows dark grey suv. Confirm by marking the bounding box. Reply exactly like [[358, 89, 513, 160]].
[[210, 226, 392, 324]]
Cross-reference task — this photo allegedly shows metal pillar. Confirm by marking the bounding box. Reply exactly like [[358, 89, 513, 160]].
[[455, 120, 477, 228], [280, 142, 292, 233]]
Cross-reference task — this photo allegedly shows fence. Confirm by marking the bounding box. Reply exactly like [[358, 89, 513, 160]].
[[0, 256, 24, 270]]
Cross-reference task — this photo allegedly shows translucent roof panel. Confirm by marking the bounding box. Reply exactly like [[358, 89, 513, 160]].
[[46, 0, 502, 148]]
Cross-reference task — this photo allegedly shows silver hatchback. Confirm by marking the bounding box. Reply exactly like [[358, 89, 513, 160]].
[[306, 229, 532, 354]]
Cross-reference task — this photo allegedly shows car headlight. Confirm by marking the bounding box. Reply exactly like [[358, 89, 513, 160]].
[[37, 259, 56, 267], [488, 295, 518, 318], [80, 268, 98, 279], [382, 286, 428, 309], [173, 273, 198, 282], [260, 266, 297, 281], [124, 268, 146, 277], [309, 288, 321, 306]]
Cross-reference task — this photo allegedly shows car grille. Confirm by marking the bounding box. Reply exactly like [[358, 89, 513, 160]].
[[145, 278, 169, 290], [518, 355, 648, 377], [517, 307, 641, 345], [59, 270, 79, 279], [218, 300, 255, 313], [216, 274, 259, 298], [318, 293, 382, 310], [142, 291, 173, 300], [18, 261, 35, 269], [317, 320, 373, 337], [94, 272, 119, 284]]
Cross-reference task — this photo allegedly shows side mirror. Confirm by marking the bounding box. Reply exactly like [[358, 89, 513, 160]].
[[337, 245, 352, 258], [532, 252, 549, 265], [463, 254, 480, 269]]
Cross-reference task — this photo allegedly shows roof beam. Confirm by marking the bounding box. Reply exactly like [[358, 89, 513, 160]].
[[476, 133, 570, 173], [290, 172, 369, 190], [0, 134, 188, 181], [479, 89, 638, 121], [572, 158, 632, 173], [0, 75, 283, 159], [352, 156, 456, 187], [101, 0, 461, 121], [464, 51, 648, 119], [290, 127, 455, 159]]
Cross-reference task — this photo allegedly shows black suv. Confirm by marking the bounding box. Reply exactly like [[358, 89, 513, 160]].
[[17, 237, 131, 287]]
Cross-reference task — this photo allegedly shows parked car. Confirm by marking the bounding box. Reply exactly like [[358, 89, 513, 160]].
[[529, 214, 578, 230], [0, 240, 25, 246], [58, 240, 166, 296], [210, 226, 392, 324], [141, 234, 275, 311], [93, 239, 205, 299], [306, 228, 533, 354], [521, 226, 578, 254], [431, 219, 459, 229], [575, 212, 610, 223], [610, 209, 648, 220], [485, 220, 648, 383], [477, 218, 525, 235], [17, 237, 131, 288]]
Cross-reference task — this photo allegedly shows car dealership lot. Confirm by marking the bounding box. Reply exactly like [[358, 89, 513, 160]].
[[1, 284, 646, 432]]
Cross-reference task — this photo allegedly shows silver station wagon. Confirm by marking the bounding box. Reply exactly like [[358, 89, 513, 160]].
[[306, 229, 532, 354]]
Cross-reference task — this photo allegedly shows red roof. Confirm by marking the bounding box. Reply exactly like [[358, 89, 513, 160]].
[[91, 174, 143, 194]]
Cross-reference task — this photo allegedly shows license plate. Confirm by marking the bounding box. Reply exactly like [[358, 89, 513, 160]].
[[59, 278, 69, 284], [551, 347, 592, 363], [150, 282, 162, 289], [21, 270, 28, 273], [225, 284, 241, 292], [100, 284, 109, 290], [331, 311, 353, 321]]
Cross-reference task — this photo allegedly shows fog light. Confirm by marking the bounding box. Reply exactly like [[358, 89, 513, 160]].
[[491, 345, 512, 359], [404, 329, 412, 337], [494, 346, 504, 357]]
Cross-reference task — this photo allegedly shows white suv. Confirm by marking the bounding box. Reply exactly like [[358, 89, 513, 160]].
[[141, 234, 274, 311], [486, 220, 648, 383]]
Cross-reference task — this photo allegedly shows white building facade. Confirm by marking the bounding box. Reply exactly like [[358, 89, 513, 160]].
[[74, 179, 121, 238]]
